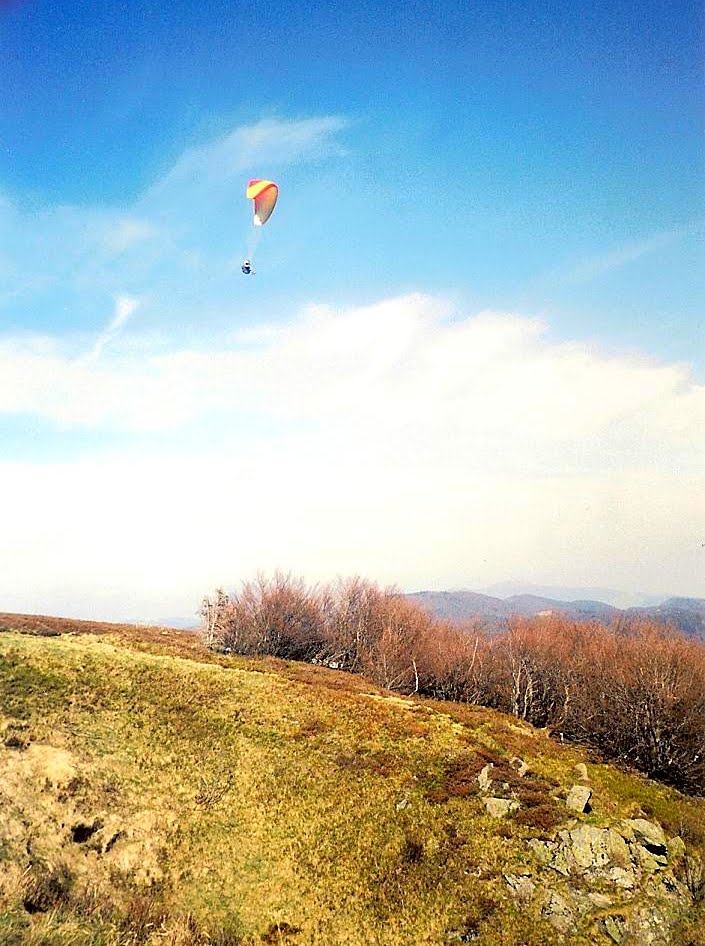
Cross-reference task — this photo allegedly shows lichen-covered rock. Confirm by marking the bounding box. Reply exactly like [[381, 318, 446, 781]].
[[541, 891, 576, 934], [608, 866, 636, 889], [509, 756, 529, 777], [667, 835, 686, 865], [482, 796, 519, 818], [511, 813, 691, 946], [635, 844, 668, 872], [625, 818, 667, 851], [606, 828, 632, 869], [527, 838, 554, 866], [601, 913, 626, 943], [504, 873, 536, 903], [477, 763, 493, 793], [566, 784, 592, 813], [569, 824, 612, 869]]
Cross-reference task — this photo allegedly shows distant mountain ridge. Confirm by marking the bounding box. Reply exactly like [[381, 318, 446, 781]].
[[407, 589, 705, 639], [479, 582, 663, 609]]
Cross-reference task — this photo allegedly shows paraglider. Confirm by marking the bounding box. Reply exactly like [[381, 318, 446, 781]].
[[242, 179, 278, 274]]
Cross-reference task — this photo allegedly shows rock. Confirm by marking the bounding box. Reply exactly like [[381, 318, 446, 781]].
[[395, 798, 410, 811], [509, 756, 529, 777], [570, 824, 611, 870], [483, 797, 519, 818], [602, 914, 627, 943], [477, 763, 493, 793], [625, 819, 667, 852], [505, 873, 536, 903], [608, 866, 636, 889], [588, 892, 613, 908], [574, 762, 589, 781], [667, 836, 686, 865], [606, 828, 632, 869], [628, 906, 672, 945], [534, 825, 635, 878], [566, 784, 592, 813], [634, 845, 666, 872], [542, 891, 576, 934], [527, 838, 555, 865], [523, 816, 690, 944]]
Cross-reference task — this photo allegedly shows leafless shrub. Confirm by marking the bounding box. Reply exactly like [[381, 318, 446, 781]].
[[201, 574, 705, 794], [194, 770, 236, 808]]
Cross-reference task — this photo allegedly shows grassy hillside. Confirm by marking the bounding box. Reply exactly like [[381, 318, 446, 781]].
[[1, 618, 704, 945]]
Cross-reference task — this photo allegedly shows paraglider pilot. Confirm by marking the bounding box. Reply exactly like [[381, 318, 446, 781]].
[[241, 259, 252, 275]]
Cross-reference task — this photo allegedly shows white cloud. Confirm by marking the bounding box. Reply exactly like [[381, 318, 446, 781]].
[[82, 295, 140, 364], [148, 116, 348, 198], [0, 293, 704, 618], [1, 293, 703, 471], [103, 218, 159, 254]]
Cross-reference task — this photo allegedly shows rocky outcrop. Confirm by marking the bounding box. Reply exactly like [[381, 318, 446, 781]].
[[508, 817, 691, 944]]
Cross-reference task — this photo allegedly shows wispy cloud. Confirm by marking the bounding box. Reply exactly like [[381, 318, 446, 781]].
[[81, 295, 140, 364], [535, 225, 692, 290], [562, 229, 683, 284], [147, 115, 349, 199]]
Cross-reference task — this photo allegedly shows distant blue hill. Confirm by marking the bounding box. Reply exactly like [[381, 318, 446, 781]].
[[407, 589, 705, 640]]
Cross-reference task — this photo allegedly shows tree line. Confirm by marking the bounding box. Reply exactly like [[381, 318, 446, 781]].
[[201, 573, 705, 795]]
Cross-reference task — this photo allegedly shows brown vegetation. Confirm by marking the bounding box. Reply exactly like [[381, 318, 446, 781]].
[[202, 573, 705, 795]]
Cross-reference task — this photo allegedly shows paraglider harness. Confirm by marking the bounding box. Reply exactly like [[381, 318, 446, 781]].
[[241, 259, 252, 275]]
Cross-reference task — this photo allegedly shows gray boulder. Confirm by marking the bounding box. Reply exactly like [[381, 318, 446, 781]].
[[483, 796, 519, 818], [566, 784, 592, 813], [477, 763, 493, 793], [625, 818, 667, 852]]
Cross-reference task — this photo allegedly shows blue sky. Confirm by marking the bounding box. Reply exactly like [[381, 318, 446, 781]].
[[1, 0, 704, 620]]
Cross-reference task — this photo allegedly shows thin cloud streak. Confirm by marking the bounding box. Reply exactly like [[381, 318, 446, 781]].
[[564, 229, 683, 284], [535, 225, 691, 290], [82, 295, 140, 364], [146, 116, 349, 199]]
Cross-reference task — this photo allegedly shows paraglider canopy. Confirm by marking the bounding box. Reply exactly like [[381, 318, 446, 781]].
[[246, 179, 278, 227]]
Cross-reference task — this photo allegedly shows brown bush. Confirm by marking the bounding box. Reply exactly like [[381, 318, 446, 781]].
[[202, 572, 327, 661], [201, 575, 705, 795]]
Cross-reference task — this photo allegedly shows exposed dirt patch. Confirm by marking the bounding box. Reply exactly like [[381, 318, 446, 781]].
[[24, 743, 78, 789]]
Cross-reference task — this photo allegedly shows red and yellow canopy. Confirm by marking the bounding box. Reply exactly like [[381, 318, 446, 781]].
[[246, 179, 279, 227]]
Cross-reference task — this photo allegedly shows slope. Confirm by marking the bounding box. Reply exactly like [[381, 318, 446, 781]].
[[0, 621, 703, 946]]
